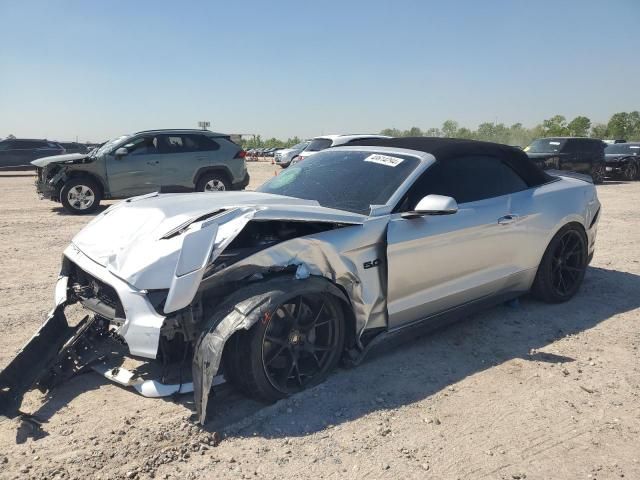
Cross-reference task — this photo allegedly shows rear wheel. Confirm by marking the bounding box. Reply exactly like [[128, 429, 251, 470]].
[[60, 177, 102, 214], [531, 224, 588, 303], [196, 172, 230, 192], [224, 291, 345, 402]]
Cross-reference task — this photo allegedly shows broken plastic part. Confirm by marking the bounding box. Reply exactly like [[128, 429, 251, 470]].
[[0, 305, 90, 418], [192, 275, 349, 424]]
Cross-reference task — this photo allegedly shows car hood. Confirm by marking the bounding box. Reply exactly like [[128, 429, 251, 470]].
[[71, 191, 365, 291], [31, 152, 90, 167]]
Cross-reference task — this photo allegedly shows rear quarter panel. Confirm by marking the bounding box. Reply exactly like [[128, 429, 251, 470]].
[[207, 138, 245, 184], [509, 177, 600, 281]]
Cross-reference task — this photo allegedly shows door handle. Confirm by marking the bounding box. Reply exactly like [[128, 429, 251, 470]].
[[498, 214, 519, 225], [146, 160, 159, 165]]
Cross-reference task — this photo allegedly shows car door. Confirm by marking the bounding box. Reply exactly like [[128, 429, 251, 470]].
[[0, 140, 17, 168], [106, 135, 165, 197], [560, 139, 580, 172], [386, 155, 529, 329], [155, 134, 201, 189], [5, 140, 35, 167]]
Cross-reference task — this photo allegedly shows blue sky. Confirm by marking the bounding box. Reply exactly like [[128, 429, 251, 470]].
[[1, 0, 638, 142]]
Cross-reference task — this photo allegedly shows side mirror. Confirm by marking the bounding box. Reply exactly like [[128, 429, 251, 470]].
[[402, 194, 458, 218], [115, 147, 128, 158]]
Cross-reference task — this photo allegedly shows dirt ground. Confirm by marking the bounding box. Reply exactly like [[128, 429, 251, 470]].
[[0, 166, 639, 480]]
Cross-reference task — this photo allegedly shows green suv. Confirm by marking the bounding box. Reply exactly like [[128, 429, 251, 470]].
[[32, 129, 250, 214]]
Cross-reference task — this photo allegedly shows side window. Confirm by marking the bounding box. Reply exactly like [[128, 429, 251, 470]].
[[400, 156, 528, 210], [162, 136, 185, 153], [589, 141, 604, 157], [562, 140, 578, 154], [126, 136, 159, 156], [193, 135, 221, 152], [183, 135, 200, 152]]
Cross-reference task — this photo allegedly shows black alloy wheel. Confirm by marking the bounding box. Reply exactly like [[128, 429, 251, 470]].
[[549, 229, 587, 298], [261, 294, 342, 394], [531, 224, 588, 303]]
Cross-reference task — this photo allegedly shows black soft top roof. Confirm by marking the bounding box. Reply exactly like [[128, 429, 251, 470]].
[[347, 136, 552, 187]]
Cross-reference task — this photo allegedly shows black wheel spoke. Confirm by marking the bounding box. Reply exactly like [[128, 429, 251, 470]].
[[261, 294, 340, 394], [549, 230, 586, 298], [281, 303, 297, 327], [265, 334, 287, 346], [310, 302, 325, 328], [310, 351, 321, 366], [293, 361, 304, 387], [293, 296, 303, 326], [265, 344, 288, 366], [311, 345, 332, 352]]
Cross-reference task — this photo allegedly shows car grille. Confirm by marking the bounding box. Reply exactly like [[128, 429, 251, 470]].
[[68, 261, 126, 320]]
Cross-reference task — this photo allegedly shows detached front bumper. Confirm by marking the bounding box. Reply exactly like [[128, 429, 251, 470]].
[[62, 244, 166, 359], [35, 167, 64, 201]]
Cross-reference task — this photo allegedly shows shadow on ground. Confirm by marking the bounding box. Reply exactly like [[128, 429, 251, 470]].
[[15, 266, 640, 442], [50, 204, 110, 216]]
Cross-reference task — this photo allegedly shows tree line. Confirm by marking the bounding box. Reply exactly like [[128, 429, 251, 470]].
[[240, 111, 640, 149]]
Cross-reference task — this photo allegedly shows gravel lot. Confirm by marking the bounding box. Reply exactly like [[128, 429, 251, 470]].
[[0, 166, 639, 480]]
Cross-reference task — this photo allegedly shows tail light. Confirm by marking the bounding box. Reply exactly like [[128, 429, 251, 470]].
[[235, 149, 247, 158]]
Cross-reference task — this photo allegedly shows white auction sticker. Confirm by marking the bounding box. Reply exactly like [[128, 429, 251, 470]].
[[364, 154, 404, 167]]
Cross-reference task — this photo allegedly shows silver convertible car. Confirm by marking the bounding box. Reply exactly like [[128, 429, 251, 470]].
[[0, 138, 600, 424]]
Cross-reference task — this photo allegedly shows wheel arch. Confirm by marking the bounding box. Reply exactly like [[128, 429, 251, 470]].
[[192, 274, 354, 424], [193, 166, 233, 189], [61, 170, 106, 198]]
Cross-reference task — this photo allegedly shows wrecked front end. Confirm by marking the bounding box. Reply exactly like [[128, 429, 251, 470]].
[[0, 196, 387, 424], [33, 155, 100, 201]]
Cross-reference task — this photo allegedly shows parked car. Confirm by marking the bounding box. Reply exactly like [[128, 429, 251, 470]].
[[58, 142, 91, 154], [604, 142, 640, 180], [0, 138, 65, 170], [291, 134, 390, 165], [0, 137, 600, 425], [31, 129, 249, 214], [524, 137, 606, 183], [274, 140, 310, 168]]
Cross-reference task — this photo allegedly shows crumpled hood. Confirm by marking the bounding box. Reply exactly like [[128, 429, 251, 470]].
[[71, 191, 365, 290], [31, 153, 90, 168]]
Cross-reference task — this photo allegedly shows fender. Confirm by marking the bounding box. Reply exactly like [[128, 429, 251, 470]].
[[192, 275, 349, 424], [193, 166, 233, 187]]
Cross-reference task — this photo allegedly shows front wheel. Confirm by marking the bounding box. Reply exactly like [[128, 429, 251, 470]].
[[60, 178, 102, 214], [223, 290, 345, 403], [531, 224, 588, 303]]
